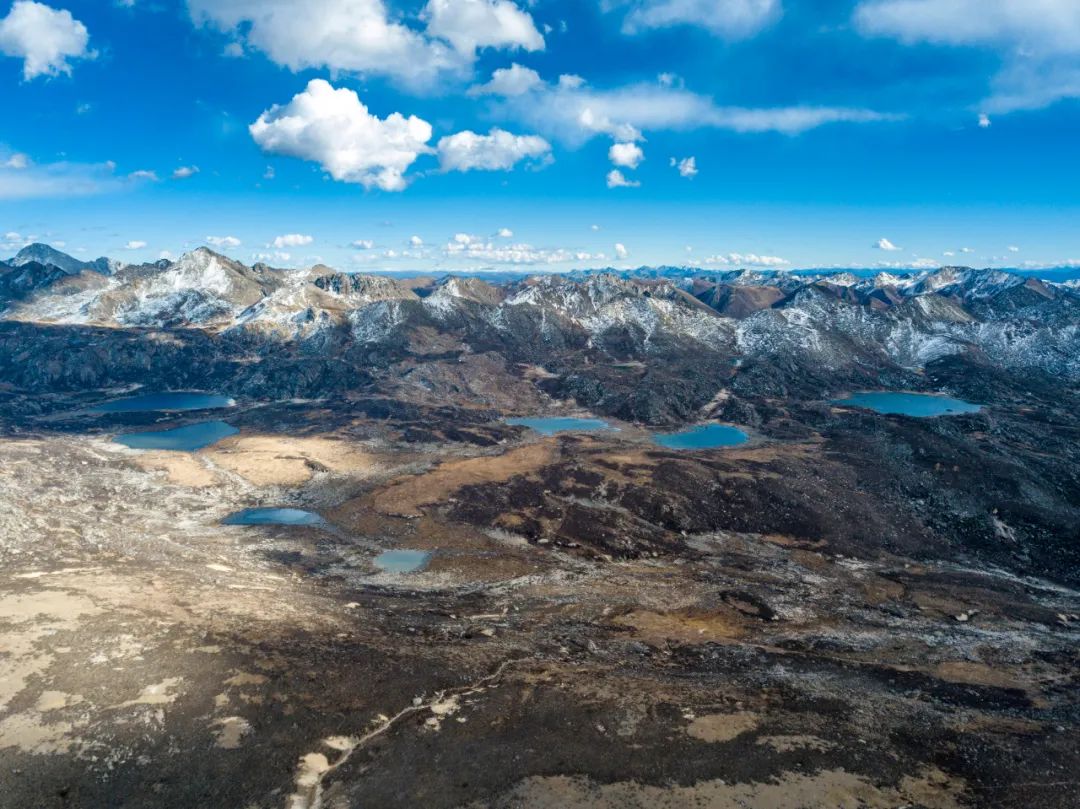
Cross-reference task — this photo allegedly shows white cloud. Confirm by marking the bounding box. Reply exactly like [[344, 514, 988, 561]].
[[0, 1, 92, 80], [207, 235, 241, 248], [855, 0, 1080, 114], [467, 62, 543, 96], [124, 240, 147, 250], [172, 165, 199, 179], [263, 165, 275, 180], [619, 0, 782, 39], [960, 246, 974, 253], [250, 79, 433, 192], [978, 113, 991, 128], [1007, 245, 1019, 252], [188, 0, 542, 89], [606, 169, 640, 188], [671, 155, 697, 177], [608, 141, 644, 169], [128, 169, 158, 181], [273, 233, 313, 248], [704, 252, 789, 267], [497, 228, 513, 238], [437, 128, 552, 172], [876, 257, 940, 270], [474, 69, 896, 145], [943, 250, 955, 257], [591, 224, 601, 231], [614, 243, 629, 260], [874, 237, 902, 251], [0, 153, 125, 200], [423, 0, 544, 57], [352, 239, 375, 249], [443, 234, 602, 265], [409, 235, 424, 247]]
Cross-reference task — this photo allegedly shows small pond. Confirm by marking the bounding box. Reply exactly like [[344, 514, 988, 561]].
[[833, 392, 981, 418], [114, 421, 238, 452], [222, 508, 323, 527], [653, 424, 749, 450], [506, 417, 615, 436], [374, 550, 432, 574], [91, 392, 235, 413]]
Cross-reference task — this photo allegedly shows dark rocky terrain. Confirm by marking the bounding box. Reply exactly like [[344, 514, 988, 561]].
[[0, 246, 1077, 808]]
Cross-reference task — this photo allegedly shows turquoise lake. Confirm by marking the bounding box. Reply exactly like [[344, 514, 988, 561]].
[[374, 549, 432, 574], [834, 392, 982, 417], [653, 424, 749, 450], [223, 508, 323, 527], [92, 392, 235, 413], [114, 421, 238, 451], [507, 417, 615, 435]]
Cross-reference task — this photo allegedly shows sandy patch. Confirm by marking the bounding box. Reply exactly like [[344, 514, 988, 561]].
[[686, 712, 760, 743], [204, 435, 379, 486], [472, 767, 966, 809], [116, 677, 184, 708], [0, 711, 77, 755], [613, 608, 746, 646], [932, 661, 1031, 692], [134, 452, 218, 487], [213, 716, 252, 749], [370, 442, 557, 517], [0, 589, 102, 711], [35, 691, 83, 712]]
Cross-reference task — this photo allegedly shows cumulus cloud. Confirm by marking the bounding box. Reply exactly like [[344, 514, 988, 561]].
[[273, 234, 313, 248], [472, 69, 896, 145], [468, 62, 543, 96], [3, 153, 29, 169], [172, 165, 199, 179], [423, 0, 544, 56], [609, 141, 644, 169], [978, 113, 992, 128], [606, 169, 640, 188], [1007, 245, 1020, 252], [437, 128, 552, 172], [704, 252, 789, 267], [874, 237, 902, 251], [124, 240, 147, 250], [250, 79, 433, 192], [618, 0, 782, 39], [352, 239, 375, 249], [497, 228, 513, 238], [409, 235, 424, 246], [671, 155, 697, 177], [614, 243, 629, 260], [855, 0, 1080, 114], [0, 1, 92, 80], [207, 235, 241, 248], [188, 0, 541, 89], [128, 169, 158, 181]]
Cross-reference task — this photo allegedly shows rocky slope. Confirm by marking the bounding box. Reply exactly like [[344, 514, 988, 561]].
[[2, 247, 1077, 417]]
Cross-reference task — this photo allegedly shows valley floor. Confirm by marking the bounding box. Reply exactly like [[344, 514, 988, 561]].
[[0, 392, 1077, 808]]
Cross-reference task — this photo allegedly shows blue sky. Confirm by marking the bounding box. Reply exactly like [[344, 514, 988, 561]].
[[1, 0, 1079, 272]]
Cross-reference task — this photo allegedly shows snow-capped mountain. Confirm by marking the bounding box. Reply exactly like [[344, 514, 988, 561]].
[[7, 243, 119, 276], [3, 247, 1079, 410]]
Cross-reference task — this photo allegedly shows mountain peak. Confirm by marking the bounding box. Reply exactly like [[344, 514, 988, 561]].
[[10, 243, 116, 276]]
